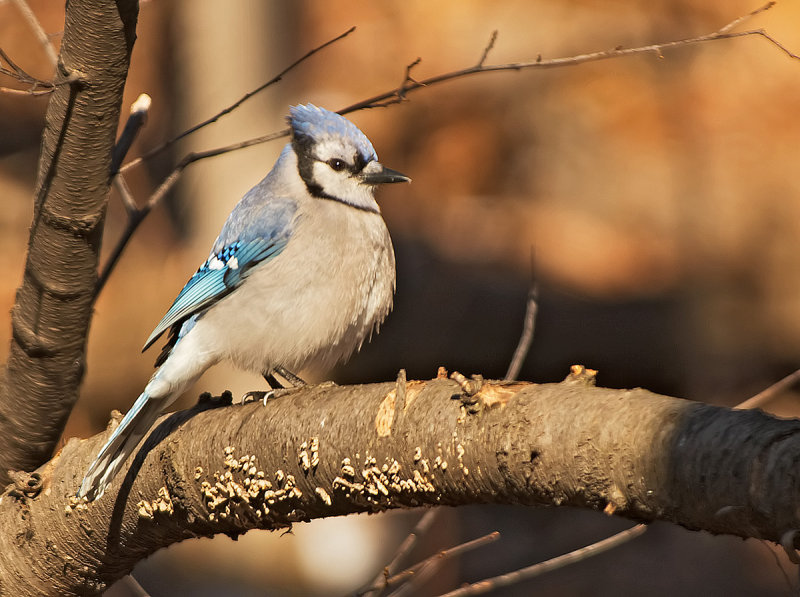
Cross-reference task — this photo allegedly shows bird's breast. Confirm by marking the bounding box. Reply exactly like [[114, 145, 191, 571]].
[[199, 200, 395, 375]]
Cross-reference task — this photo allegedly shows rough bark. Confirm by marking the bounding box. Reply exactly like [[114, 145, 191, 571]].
[[0, 0, 139, 484], [0, 375, 798, 595]]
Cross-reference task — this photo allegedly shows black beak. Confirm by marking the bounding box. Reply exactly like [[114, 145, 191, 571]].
[[361, 165, 411, 185]]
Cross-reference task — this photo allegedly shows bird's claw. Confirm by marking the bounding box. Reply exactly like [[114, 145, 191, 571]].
[[242, 390, 275, 406]]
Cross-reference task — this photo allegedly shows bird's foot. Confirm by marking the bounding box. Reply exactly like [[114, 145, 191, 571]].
[[273, 366, 307, 387], [242, 390, 275, 406], [263, 367, 306, 391], [248, 367, 308, 406], [450, 371, 485, 414]]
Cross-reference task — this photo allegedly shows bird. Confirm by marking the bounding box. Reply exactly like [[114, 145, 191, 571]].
[[79, 104, 410, 500]]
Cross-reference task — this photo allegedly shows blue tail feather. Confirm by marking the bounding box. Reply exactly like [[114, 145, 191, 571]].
[[78, 391, 165, 500]]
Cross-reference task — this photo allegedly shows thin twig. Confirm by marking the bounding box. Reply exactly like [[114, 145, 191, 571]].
[[338, 2, 790, 115], [505, 253, 539, 381], [0, 46, 55, 93], [119, 2, 792, 177], [750, 28, 800, 60], [98, 150, 192, 298], [386, 532, 500, 597], [95, 205, 145, 298], [477, 31, 498, 67], [436, 525, 646, 597], [10, 0, 59, 69], [152, 2, 791, 167], [94, 94, 153, 296], [118, 26, 356, 175], [0, 85, 52, 96], [113, 175, 137, 216], [98, 3, 796, 297], [361, 509, 440, 596], [734, 368, 800, 411], [0, 45, 75, 95], [717, 1, 774, 35], [95, 128, 287, 297], [395, 57, 422, 102]]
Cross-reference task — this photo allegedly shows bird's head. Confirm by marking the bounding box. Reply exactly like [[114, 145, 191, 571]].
[[288, 104, 410, 212]]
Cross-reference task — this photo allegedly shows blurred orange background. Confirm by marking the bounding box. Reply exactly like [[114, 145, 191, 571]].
[[2, 1, 800, 595]]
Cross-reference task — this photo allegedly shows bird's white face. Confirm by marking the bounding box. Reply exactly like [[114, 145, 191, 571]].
[[308, 137, 381, 212]]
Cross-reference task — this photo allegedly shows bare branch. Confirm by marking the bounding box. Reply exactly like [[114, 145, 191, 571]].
[[505, 257, 539, 382], [437, 525, 647, 597], [118, 26, 356, 175], [476, 30, 498, 68], [394, 57, 422, 104], [504, 288, 537, 381], [96, 172, 141, 296], [362, 508, 439, 596], [748, 28, 800, 60], [130, 2, 795, 177], [0, 41, 81, 96], [94, 28, 359, 293], [717, 1, 775, 35], [0, 84, 52, 96], [92, 95, 152, 296], [10, 0, 59, 69], [113, 171, 138, 215], [0, 46, 55, 93], [386, 532, 500, 597], [734, 368, 800, 411], [376, 255, 536, 597], [368, 264, 539, 596], [91, 4, 797, 296], [94, 130, 287, 295], [338, 3, 792, 115]]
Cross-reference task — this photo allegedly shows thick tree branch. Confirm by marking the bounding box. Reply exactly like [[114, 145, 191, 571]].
[[0, 0, 139, 485], [1, 375, 799, 595]]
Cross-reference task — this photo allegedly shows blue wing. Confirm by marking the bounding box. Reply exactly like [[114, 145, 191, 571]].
[[143, 236, 289, 352], [143, 183, 297, 353]]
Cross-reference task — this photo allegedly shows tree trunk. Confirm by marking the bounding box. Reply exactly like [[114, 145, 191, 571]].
[[0, 0, 139, 484]]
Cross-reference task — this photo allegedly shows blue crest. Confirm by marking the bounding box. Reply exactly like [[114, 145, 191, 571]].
[[288, 104, 378, 162]]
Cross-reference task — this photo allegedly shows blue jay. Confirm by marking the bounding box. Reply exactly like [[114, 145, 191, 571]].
[[79, 104, 409, 500]]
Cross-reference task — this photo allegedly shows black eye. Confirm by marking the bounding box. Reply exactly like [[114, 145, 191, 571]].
[[327, 158, 347, 172]]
